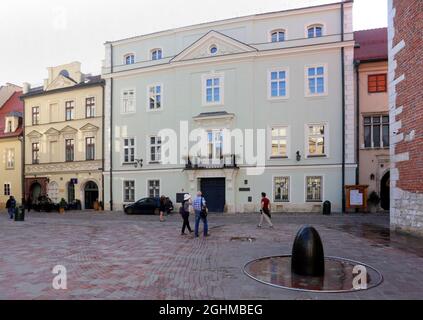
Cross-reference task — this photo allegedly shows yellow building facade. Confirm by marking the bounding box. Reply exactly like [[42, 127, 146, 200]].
[[22, 62, 104, 209], [0, 85, 23, 209]]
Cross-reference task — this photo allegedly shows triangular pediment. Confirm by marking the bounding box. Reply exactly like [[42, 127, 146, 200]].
[[80, 123, 99, 132], [44, 127, 60, 136], [27, 130, 42, 138], [171, 30, 257, 62], [45, 74, 77, 91], [60, 125, 78, 134]]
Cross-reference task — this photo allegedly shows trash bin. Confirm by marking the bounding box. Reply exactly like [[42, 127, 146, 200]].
[[14, 206, 25, 221], [323, 201, 331, 215]]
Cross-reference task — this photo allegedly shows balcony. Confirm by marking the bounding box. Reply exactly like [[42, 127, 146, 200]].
[[185, 154, 238, 170]]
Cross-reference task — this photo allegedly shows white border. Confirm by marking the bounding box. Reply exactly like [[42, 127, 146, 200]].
[[122, 179, 136, 204], [121, 137, 137, 165], [304, 63, 329, 97], [201, 72, 225, 107], [267, 67, 290, 100], [120, 88, 136, 114], [146, 178, 161, 198], [146, 83, 164, 112], [304, 174, 325, 203], [304, 122, 329, 159], [267, 125, 291, 160], [272, 175, 291, 203]]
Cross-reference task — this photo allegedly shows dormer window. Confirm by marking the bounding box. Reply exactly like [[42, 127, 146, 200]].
[[59, 70, 70, 77], [270, 30, 286, 42], [124, 54, 135, 65], [7, 120, 12, 133], [307, 25, 323, 38], [151, 49, 163, 61]]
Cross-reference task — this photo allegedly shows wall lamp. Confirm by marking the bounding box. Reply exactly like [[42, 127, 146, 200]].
[[296, 151, 301, 162]]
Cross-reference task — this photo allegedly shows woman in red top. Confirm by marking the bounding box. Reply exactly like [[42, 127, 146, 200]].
[[258, 192, 274, 228]]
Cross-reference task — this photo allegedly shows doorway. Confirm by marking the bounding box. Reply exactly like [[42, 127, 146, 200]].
[[84, 181, 99, 209], [200, 178, 225, 213], [380, 171, 390, 211], [30, 182, 42, 201]]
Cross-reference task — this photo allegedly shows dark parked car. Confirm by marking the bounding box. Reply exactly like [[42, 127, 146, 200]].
[[32, 196, 59, 212], [124, 197, 174, 215]]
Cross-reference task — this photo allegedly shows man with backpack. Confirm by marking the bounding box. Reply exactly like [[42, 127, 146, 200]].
[[193, 191, 209, 238], [6, 196, 16, 220]]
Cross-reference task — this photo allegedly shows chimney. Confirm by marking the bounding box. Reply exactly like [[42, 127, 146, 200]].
[[22, 82, 31, 94]]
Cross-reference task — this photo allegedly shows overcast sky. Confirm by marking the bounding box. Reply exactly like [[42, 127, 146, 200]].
[[0, 0, 388, 86]]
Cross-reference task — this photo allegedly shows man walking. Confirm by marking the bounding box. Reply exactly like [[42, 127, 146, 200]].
[[193, 191, 209, 237], [258, 192, 273, 228], [6, 196, 16, 220]]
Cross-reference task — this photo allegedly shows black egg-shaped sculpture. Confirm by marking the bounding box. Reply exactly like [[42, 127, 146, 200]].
[[291, 225, 325, 277]]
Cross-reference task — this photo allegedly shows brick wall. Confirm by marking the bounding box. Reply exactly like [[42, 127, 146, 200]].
[[388, 0, 423, 235]]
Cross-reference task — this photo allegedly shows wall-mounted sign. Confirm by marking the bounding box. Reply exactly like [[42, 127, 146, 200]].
[[70, 178, 78, 184]]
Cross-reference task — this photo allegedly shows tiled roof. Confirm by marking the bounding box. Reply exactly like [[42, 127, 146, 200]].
[[22, 75, 104, 98], [354, 28, 388, 62], [0, 91, 23, 139]]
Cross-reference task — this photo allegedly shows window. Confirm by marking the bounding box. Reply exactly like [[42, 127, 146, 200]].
[[65, 139, 74, 162], [274, 177, 290, 202], [121, 89, 135, 113], [307, 124, 326, 157], [148, 180, 160, 198], [85, 137, 95, 160], [149, 136, 161, 163], [207, 130, 223, 160], [68, 182, 75, 202], [123, 138, 135, 163], [6, 149, 14, 169], [148, 85, 162, 110], [271, 127, 288, 158], [271, 30, 285, 42], [307, 25, 323, 38], [124, 54, 135, 65], [306, 66, 326, 96], [4, 183, 11, 196], [32, 107, 40, 125], [203, 74, 223, 105], [269, 70, 288, 98], [364, 115, 389, 148], [210, 45, 218, 55], [368, 74, 387, 93], [123, 180, 135, 203], [85, 97, 95, 118], [65, 101, 75, 121], [7, 120, 12, 133], [306, 176, 323, 202], [32, 142, 40, 164], [151, 49, 162, 60]]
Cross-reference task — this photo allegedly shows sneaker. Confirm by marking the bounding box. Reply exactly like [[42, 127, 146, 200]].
[[269, 225, 274, 229], [257, 225, 262, 228], [204, 233, 210, 237], [181, 232, 186, 236]]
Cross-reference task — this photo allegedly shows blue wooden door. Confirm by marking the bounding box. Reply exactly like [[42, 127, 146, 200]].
[[200, 178, 225, 213]]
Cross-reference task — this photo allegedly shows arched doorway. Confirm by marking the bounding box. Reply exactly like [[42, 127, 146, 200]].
[[84, 181, 99, 209], [30, 182, 42, 201], [380, 171, 390, 211]]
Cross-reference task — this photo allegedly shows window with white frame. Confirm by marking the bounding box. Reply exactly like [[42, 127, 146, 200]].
[[306, 176, 323, 202], [148, 180, 160, 198], [149, 136, 161, 163], [121, 89, 135, 113], [151, 49, 162, 60], [207, 130, 223, 160], [269, 70, 287, 98], [4, 183, 11, 196], [123, 138, 135, 163], [123, 180, 135, 203], [270, 30, 285, 42], [65, 100, 75, 121], [364, 115, 389, 148], [85, 137, 95, 160], [271, 126, 288, 158], [32, 142, 40, 164], [306, 66, 326, 96], [65, 139, 74, 162], [307, 124, 326, 157], [6, 149, 14, 169], [274, 176, 290, 202], [85, 97, 95, 118], [307, 25, 323, 38], [124, 54, 135, 65], [148, 85, 162, 110], [203, 74, 223, 105]]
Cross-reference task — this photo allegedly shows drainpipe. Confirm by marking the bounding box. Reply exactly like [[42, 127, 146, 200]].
[[354, 59, 360, 185], [341, 2, 346, 213], [109, 44, 114, 211], [101, 83, 105, 207], [21, 99, 26, 212]]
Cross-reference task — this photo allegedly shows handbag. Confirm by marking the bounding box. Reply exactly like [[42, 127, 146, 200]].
[[200, 197, 208, 218]]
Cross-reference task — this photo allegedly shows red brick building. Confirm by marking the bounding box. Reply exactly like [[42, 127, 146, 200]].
[[388, 0, 423, 235]]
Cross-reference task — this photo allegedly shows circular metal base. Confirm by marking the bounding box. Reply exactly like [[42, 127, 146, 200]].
[[243, 255, 383, 293]]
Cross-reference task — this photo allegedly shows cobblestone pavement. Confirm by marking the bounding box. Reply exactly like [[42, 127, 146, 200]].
[[0, 210, 422, 300]]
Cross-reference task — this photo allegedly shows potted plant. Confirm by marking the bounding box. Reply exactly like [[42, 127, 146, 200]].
[[367, 191, 380, 213], [59, 198, 67, 214]]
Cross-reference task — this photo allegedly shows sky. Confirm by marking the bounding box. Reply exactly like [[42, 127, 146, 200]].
[[0, 0, 388, 86]]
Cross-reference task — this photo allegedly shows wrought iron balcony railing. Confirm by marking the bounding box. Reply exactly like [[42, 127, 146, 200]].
[[185, 154, 238, 170]]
